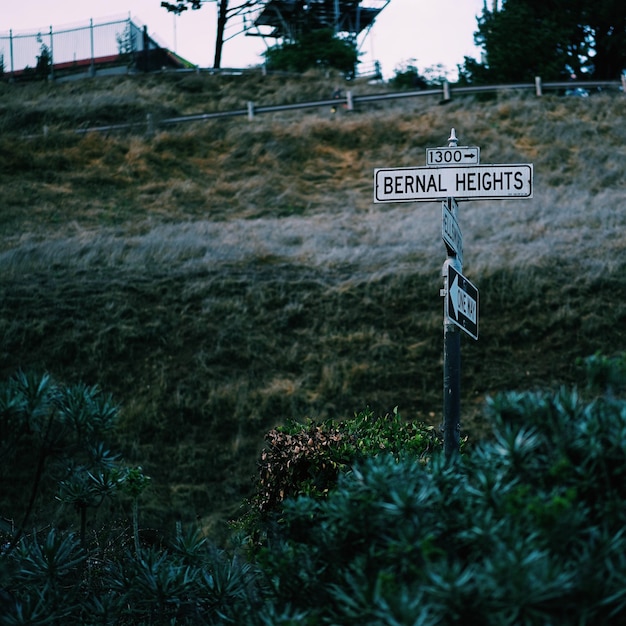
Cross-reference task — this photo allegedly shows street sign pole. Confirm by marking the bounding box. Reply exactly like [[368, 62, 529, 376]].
[[443, 248, 462, 460], [443, 130, 461, 460], [373, 127, 532, 460]]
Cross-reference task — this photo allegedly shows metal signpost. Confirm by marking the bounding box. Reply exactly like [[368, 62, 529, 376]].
[[374, 128, 534, 458]]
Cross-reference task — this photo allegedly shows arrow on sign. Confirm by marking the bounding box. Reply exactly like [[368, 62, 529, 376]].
[[446, 265, 479, 340], [449, 275, 477, 324]]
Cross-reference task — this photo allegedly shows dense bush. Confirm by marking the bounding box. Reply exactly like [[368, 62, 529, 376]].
[[1, 526, 260, 625], [3, 355, 626, 624], [253, 408, 441, 517], [254, 355, 626, 624], [0, 372, 129, 548]]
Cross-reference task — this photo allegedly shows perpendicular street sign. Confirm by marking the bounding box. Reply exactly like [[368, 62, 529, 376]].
[[442, 199, 463, 264], [427, 146, 480, 166], [374, 163, 533, 202], [446, 264, 479, 340]]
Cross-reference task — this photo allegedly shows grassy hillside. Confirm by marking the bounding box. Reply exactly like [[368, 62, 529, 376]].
[[1, 71, 625, 538]]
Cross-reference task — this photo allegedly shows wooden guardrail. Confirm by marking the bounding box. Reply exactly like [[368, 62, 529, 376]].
[[66, 75, 623, 136]]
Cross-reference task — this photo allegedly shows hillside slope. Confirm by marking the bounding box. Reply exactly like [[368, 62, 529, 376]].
[[1, 72, 625, 536]]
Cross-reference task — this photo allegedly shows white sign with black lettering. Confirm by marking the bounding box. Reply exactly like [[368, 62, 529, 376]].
[[427, 146, 480, 166], [442, 199, 463, 264], [374, 164, 533, 202]]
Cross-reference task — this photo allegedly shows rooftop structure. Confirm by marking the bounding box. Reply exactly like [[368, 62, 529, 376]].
[[246, 0, 390, 43]]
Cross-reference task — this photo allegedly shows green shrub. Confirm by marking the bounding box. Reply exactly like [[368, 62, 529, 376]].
[[4, 355, 626, 624], [0, 372, 128, 549], [250, 408, 441, 518], [252, 357, 626, 624], [2, 525, 259, 625], [579, 351, 626, 397]]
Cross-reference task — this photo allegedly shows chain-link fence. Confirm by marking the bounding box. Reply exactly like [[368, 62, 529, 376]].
[[0, 16, 182, 80]]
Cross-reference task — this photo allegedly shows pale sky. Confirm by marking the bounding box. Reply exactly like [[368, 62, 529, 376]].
[[2, 1, 485, 79]]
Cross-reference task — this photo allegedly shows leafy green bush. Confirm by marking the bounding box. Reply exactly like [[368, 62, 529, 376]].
[[1, 525, 259, 625], [0, 372, 128, 549], [579, 351, 626, 397], [252, 356, 626, 624], [4, 356, 626, 624], [251, 408, 441, 517]]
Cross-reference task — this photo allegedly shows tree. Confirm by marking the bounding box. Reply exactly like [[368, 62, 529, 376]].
[[161, 0, 258, 69], [390, 61, 430, 90], [264, 29, 359, 76], [583, 0, 626, 79], [462, 0, 626, 83], [35, 45, 52, 79], [0, 373, 125, 550], [35, 35, 52, 79]]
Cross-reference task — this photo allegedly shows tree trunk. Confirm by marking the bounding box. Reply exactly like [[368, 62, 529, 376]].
[[213, 0, 229, 69]]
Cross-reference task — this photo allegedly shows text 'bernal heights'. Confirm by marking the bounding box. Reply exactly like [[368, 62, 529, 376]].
[[374, 164, 533, 202]]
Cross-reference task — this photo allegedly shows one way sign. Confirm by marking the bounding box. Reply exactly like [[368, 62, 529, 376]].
[[446, 265, 479, 340]]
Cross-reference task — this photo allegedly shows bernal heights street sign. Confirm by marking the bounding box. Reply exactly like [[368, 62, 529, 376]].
[[373, 127, 534, 458], [374, 164, 533, 202]]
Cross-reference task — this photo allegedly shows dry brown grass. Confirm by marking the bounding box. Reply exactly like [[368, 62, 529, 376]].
[[1, 73, 625, 537]]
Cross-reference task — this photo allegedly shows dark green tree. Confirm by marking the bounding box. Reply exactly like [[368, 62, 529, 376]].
[[461, 0, 626, 83], [35, 41, 52, 79], [264, 28, 359, 76], [584, 0, 626, 79], [390, 62, 429, 89]]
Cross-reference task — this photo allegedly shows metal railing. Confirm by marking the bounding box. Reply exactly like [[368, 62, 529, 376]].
[[70, 76, 624, 136]]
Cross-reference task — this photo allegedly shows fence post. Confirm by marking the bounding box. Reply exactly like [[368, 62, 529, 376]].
[[9, 29, 14, 79], [346, 90, 353, 111], [49, 26, 55, 80], [143, 26, 149, 73], [89, 19, 95, 77], [535, 76, 542, 96], [247, 101, 255, 121], [442, 80, 451, 101], [621, 73, 626, 95], [146, 113, 154, 137]]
